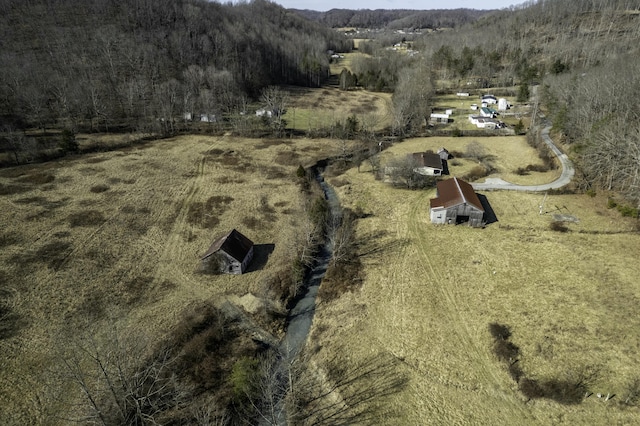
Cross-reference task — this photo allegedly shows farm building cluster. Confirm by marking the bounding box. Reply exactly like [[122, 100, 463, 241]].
[[468, 94, 509, 129]]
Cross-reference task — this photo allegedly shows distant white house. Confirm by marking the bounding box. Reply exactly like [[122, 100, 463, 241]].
[[498, 98, 510, 111], [469, 115, 504, 129], [482, 94, 498, 104], [200, 114, 216, 123], [480, 107, 498, 118], [430, 113, 450, 123], [256, 108, 273, 118]]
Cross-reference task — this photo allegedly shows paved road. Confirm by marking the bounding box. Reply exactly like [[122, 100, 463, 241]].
[[471, 125, 574, 192]]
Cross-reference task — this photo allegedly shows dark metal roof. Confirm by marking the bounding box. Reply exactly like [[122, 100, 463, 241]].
[[409, 152, 443, 170], [430, 177, 484, 212], [201, 229, 254, 261]]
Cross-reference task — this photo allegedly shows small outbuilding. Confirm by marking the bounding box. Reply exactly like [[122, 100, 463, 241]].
[[437, 147, 451, 161], [201, 229, 254, 274], [410, 152, 443, 176], [430, 177, 485, 227]]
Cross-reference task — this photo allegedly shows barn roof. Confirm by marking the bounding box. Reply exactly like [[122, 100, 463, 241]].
[[430, 177, 484, 211], [409, 152, 443, 169], [201, 229, 254, 261]]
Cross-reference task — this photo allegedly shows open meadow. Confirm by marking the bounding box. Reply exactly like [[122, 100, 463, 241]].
[[0, 134, 336, 423], [284, 83, 392, 132], [309, 136, 640, 424], [379, 135, 561, 186]]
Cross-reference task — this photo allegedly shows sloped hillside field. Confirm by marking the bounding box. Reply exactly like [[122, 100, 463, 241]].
[[0, 134, 333, 423], [309, 136, 640, 425]]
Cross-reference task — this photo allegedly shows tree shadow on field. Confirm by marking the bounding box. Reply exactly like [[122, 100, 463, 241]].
[[357, 230, 409, 260], [293, 352, 409, 425], [478, 194, 498, 225], [0, 276, 26, 340], [246, 244, 275, 273]]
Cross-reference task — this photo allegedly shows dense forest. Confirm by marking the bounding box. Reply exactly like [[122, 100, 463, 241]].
[[0, 0, 350, 139]]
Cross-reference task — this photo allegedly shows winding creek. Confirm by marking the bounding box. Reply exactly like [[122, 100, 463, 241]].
[[267, 166, 341, 425], [281, 166, 341, 360]]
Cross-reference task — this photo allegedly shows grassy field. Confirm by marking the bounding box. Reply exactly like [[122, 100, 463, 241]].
[[309, 137, 640, 424], [379, 135, 561, 185], [0, 134, 337, 423], [284, 84, 392, 132]]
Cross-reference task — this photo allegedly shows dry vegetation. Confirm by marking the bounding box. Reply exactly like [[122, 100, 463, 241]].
[[283, 84, 392, 132], [380, 135, 561, 186], [0, 134, 334, 423], [308, 138, 640, 424]]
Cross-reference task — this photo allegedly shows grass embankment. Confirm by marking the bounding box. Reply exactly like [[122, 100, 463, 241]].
[[0, 134, 334, 423], [309, 137, 640, 424]]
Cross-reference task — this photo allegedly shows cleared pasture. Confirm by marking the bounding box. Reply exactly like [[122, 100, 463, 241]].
[[284, 84, 392, 132], [379, 135, 561, 185], [0, 134, 334, 424], [309, 143, 640, 424]]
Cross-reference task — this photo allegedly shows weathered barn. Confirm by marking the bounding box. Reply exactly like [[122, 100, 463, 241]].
[[430, 177, 485, 227], [410, 152, 443, 176], [201, 229, 254, 274]]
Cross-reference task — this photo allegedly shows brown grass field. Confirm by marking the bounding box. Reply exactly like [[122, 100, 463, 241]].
[[2, 104, 640, 424], [309, 137, 640, 424], [380, 135, 561, 185], [0, 134, 336, 424], [284, 84, 392, 132]]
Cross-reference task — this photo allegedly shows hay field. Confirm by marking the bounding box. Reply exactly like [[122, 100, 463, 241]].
[[379, 135, 561, 185], [310, 142, 640, 424], [284, 85, 392, 132], [0, 134, 334, 424]]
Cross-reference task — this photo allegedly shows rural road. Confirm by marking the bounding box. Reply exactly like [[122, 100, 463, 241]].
[[471, 125, 575, 192]]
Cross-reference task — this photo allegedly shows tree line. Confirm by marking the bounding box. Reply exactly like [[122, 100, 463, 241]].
[[294, 8, 491, 30], [0, 0, 351, 141]]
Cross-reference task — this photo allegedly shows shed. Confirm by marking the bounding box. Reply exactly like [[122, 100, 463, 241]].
[[498, 98, 509, 111], [409, 152, 443, 176], [437, 147, 450, 161], [430, 113, 450, 123], [430, 177, 485, 227], [201, 229, 254, 274]]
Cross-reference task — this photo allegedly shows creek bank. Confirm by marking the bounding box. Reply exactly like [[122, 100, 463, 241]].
[[280, 162, 342, 360]]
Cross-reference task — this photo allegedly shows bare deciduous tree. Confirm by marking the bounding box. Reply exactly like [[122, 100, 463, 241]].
[[58, 328, 190, 425]]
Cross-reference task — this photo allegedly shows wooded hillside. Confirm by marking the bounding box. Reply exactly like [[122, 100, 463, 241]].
[[370, 0, 640, 208], [293, 8, 490, 29], [0, 0, 350, 136]]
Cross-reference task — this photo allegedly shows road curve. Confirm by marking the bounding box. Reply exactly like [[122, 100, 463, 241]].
[[471, 125, 574, 192]]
